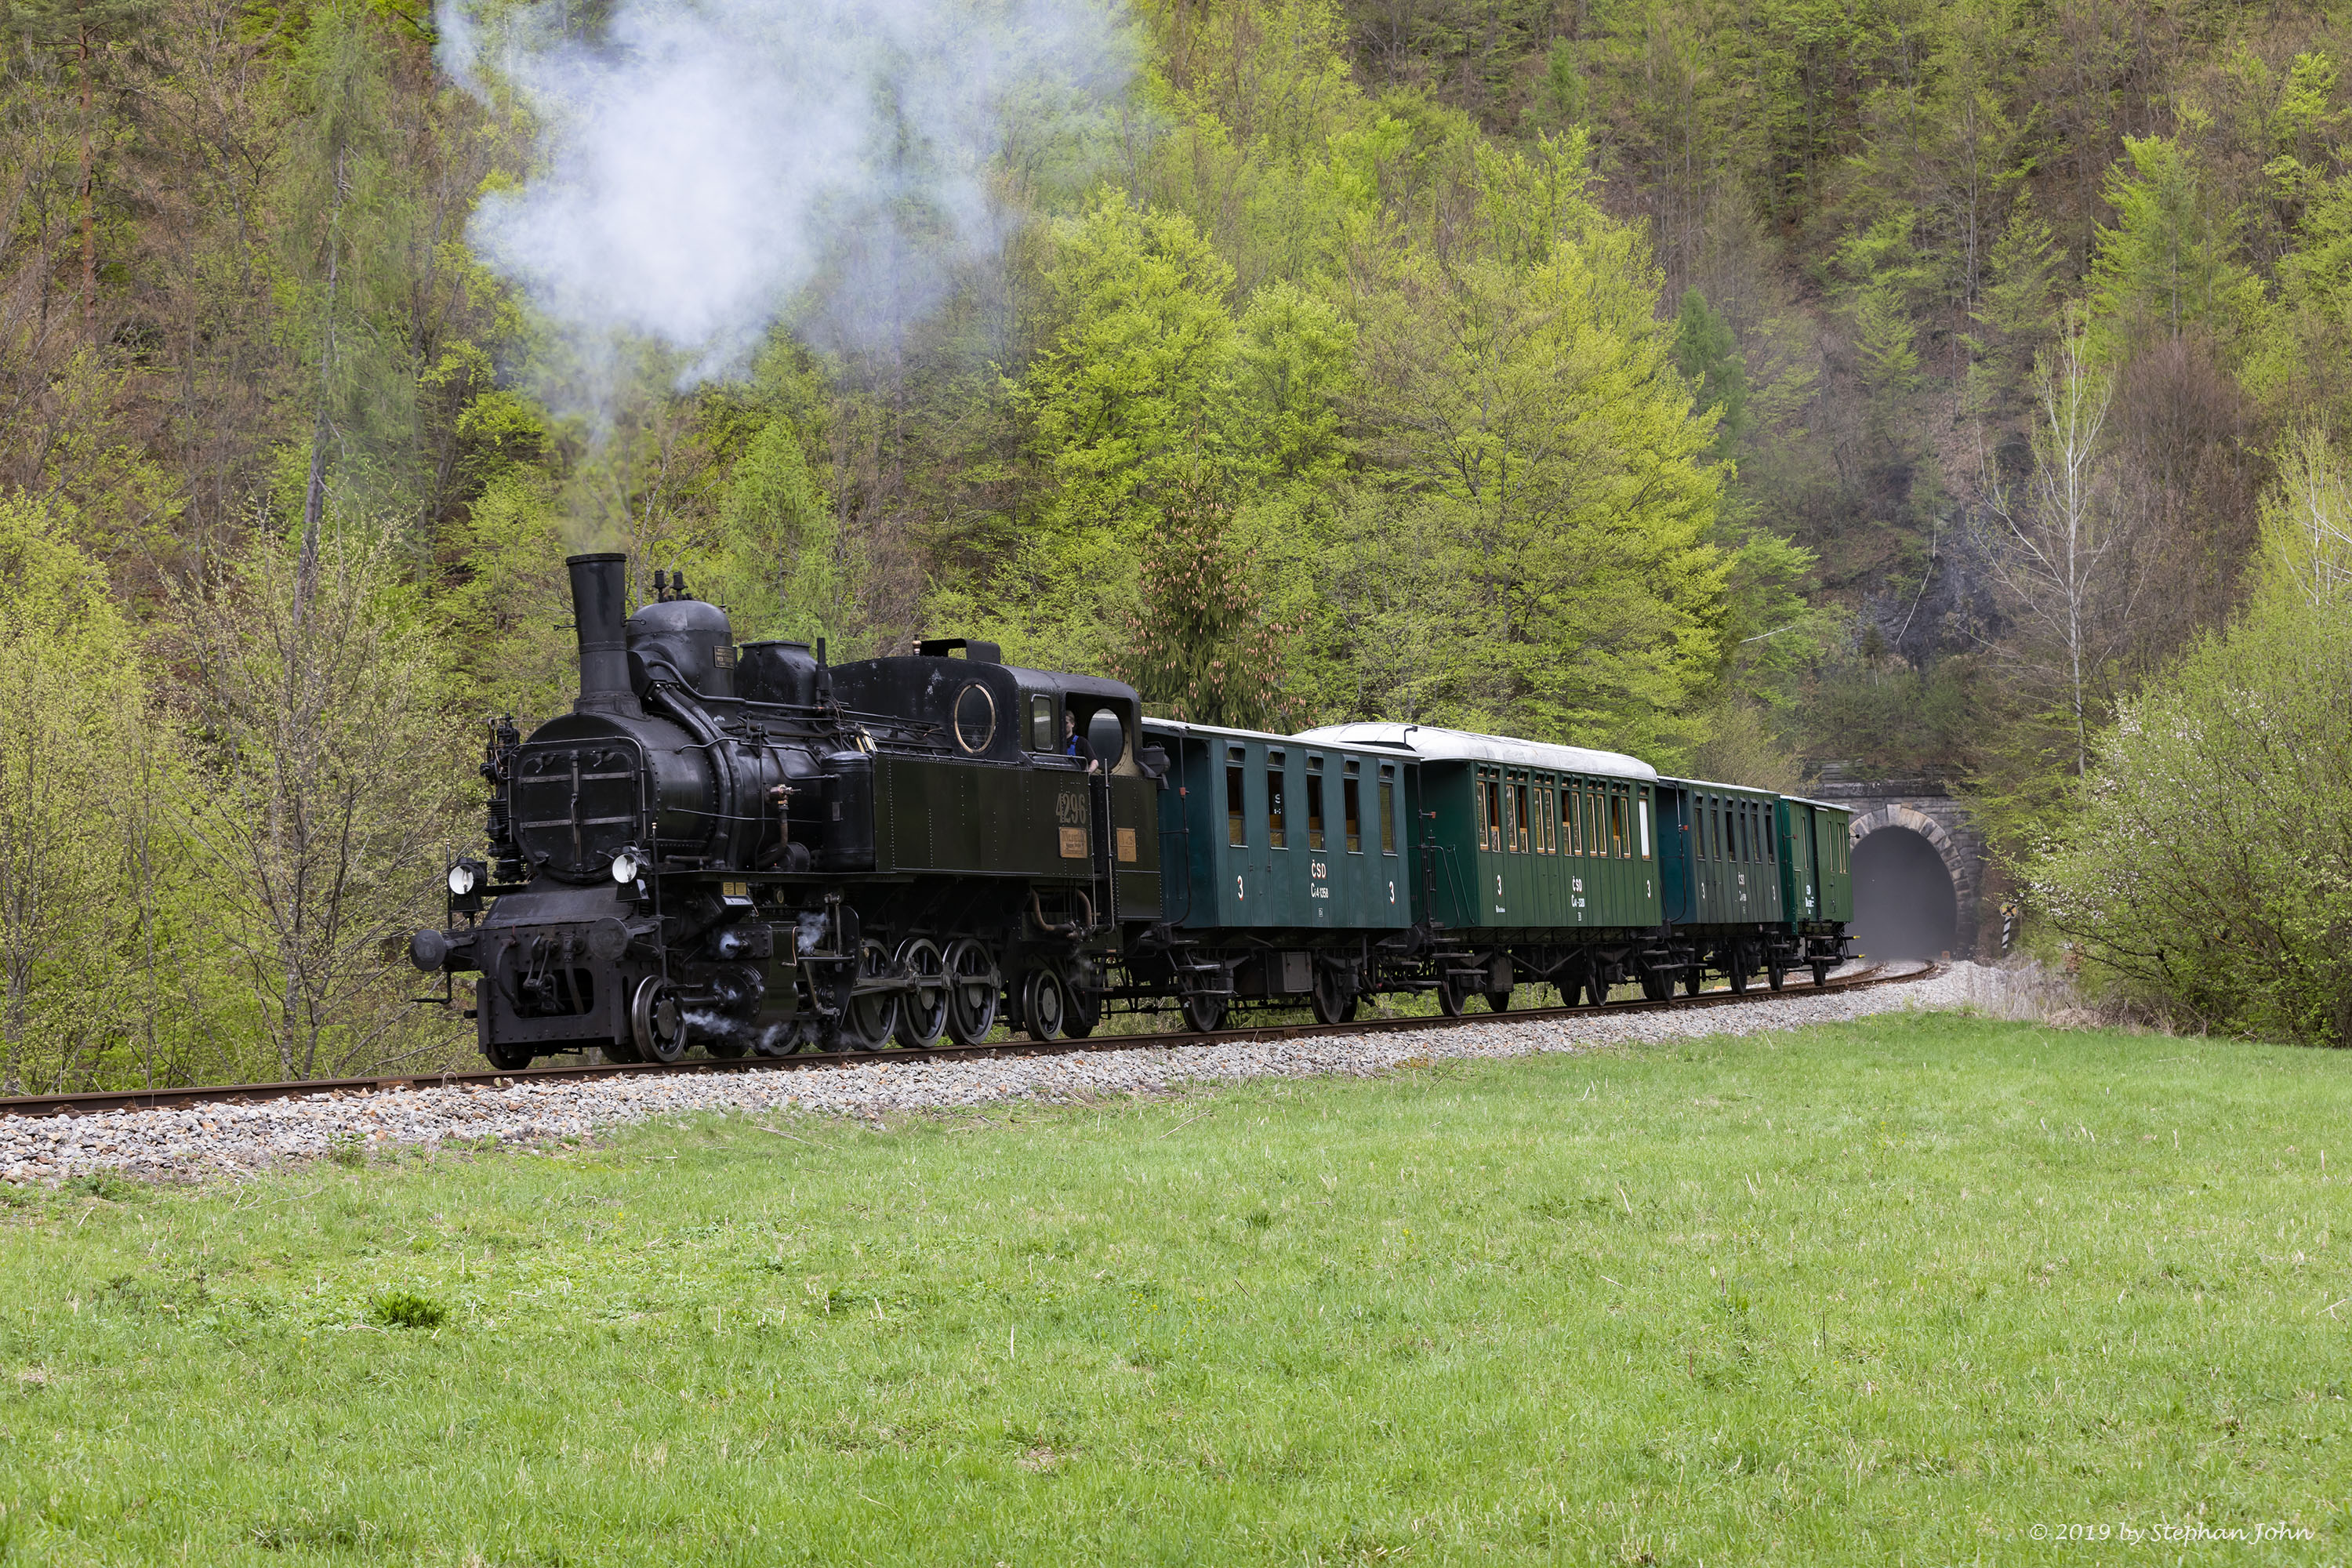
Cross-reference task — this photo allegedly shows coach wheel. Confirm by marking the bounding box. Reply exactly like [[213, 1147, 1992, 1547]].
[[1766, 959, 1788, 993], [1682, 963, 1704, 996], [1726, 947, 1750, 996], [1436, 969, 1468, 1018], [1483, 987, 1513, 1013], [1580, 965, 1610, 1007], [1811, 960, 1833, 988], [1311, 967, 1358, 1025], [943, 938, 1000, 1045], [842, 940, 899, 1051], [630, 977, 689, 1065], [1638, 965, 1670, 1003], [485, 1038, 535, 1072], [1022, 967, 1069, 1041], [893, 938, 949, 1049], [1181, 991, 1226, 1033]]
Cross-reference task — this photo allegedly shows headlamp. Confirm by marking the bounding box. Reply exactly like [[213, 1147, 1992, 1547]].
[[447, 860, 481, 897], [611, 848, 641, 884]]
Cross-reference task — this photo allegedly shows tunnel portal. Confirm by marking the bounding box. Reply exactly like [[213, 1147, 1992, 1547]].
[[1849, 825, 1960, 961]]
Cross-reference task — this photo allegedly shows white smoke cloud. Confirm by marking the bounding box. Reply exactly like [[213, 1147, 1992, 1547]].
[[437, 0, 1130, 387]]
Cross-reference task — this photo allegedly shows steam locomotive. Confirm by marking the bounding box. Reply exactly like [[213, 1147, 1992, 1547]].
[[410, 554, 1851, 1066]]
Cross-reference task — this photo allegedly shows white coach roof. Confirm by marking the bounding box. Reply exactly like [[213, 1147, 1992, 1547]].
[[1290, 723, 1657, 782]]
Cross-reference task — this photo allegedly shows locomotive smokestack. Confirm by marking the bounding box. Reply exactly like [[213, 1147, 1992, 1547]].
[[566, 552, 635, 712]]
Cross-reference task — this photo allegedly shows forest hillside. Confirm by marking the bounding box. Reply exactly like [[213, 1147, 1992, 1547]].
[[6, 0, 2352, 1086]]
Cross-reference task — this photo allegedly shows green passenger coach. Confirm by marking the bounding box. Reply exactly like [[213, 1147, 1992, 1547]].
[[1293, 724, 1665, 1009]]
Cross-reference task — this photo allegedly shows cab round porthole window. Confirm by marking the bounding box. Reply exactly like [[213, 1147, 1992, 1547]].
[[953, 682, 996, 753]]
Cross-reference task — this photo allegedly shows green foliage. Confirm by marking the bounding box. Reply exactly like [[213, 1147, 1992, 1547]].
[[2032, 543, 2352, 1045], [1345, 139, 1729, 755], [1672, 287, 1748, 456], [1112, 470, 1290, 728], [3, 1016, 2347, 1559], [0, 496, 169, 1094], [1969, 195, 2063, 416], [170, 515, 465, 1080], [2087, 136, 2269, 362]]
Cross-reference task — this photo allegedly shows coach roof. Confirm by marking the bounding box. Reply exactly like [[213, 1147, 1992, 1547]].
[[1290, 723, 1657, 782]]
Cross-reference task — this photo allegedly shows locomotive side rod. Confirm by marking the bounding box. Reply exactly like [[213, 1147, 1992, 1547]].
[[0, 964, 1931, 1120]]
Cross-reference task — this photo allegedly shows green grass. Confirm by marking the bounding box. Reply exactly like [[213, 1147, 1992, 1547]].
[[1, 1014, 2347, 1564]]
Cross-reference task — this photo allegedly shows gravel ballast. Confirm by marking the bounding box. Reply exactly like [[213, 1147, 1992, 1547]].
[[1, 964, 1980, 1186]]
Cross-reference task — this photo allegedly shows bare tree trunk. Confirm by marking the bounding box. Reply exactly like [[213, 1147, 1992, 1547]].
[[1987, 323, 2118, 777], [79, 25, 96, 346], [296, 142, 347, 633]]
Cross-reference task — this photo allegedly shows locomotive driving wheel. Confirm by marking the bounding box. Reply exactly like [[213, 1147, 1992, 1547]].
[[893, 938, 949, 1049], [942, 938, 1000, 1046], [630, 977, 689, 1064]]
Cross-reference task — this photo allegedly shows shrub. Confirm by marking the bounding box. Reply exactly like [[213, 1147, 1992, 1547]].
[[368, 1290, 448, 1330], [2031, 579, 2352, 1046]]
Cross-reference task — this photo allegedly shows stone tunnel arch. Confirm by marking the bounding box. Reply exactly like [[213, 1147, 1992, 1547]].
[[1848, 804, 1966, 961]]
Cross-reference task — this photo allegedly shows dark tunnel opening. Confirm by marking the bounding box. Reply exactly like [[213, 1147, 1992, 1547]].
[[1850, 826, 1958, 961]]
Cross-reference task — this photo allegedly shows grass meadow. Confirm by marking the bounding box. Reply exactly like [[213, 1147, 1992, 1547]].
[[0, 1012, 2345, 1565]]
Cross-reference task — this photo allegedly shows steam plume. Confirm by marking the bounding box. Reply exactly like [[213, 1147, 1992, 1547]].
[[437, 0, 1129, 387]]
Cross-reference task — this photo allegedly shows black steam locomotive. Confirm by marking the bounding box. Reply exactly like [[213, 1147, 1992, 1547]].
[[411, 554, 1165, 1067]]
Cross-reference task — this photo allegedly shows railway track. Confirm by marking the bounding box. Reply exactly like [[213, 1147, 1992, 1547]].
[[0, 962, 1933, 1122]]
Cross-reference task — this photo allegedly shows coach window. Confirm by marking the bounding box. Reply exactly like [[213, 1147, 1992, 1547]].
[[1343, 761, 1363, 853], [1638, 793, 1652, 859], [1610, 791, 1626, 857], [1267, 751, 1287, 849], [1484, 777, 1504, 851], [1568, 785, 1583, 855], [1766, 809, 1777, 861], [1513, 780, 1531, 854], [1378, 768, 1397, 855], [1029, 695, 1055, 751], [1226, 749, 1247, 847], [1306, 757, 1327, 851]]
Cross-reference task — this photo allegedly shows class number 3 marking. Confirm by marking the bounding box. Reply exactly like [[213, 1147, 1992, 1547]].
[[1388, 880, 1396, 904], [1236, 874, 1245, 901]]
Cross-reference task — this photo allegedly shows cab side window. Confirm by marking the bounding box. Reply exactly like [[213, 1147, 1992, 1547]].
[[1030, 695, 1054, 751]]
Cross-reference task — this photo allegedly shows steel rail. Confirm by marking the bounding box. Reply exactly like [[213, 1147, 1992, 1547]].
[[0, 963, 1934, 1120]]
